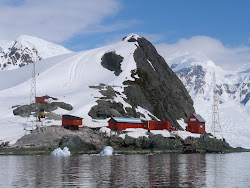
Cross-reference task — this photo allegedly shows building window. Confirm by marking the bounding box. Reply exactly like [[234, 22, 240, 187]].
[[199, 125, 203, 128], [190, 118, 196, 121]]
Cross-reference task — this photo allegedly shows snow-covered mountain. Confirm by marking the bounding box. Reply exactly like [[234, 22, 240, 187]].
[[164, 53, 250, 148], [0, 34, 194, 146], [167, 53, 249, 105], [0, 35, 72, 70]]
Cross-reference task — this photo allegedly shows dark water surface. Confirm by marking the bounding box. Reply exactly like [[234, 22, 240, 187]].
[[0, 153, 249, 187]]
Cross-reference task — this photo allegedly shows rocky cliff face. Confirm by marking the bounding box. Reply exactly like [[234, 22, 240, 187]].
[[89, 35, 195, 128], [124, 36, 195, 127]]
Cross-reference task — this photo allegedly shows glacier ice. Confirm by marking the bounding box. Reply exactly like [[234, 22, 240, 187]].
[[50, 147, 71, 156], [100, 146, 114, 156]]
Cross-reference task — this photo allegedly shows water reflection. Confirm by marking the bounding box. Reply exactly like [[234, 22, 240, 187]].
[[0, 153, 249, 187]]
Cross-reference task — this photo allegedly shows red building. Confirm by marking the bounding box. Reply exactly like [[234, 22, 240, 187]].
[[142, 121, 171, 130], [108, 117, 172, 131], [36, 97, 49, 103], [186, 114, 205, 134], [108, 117, 143, 130], [62, 115, 83, 130]]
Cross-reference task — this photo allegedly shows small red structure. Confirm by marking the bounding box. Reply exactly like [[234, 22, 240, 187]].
[[36, 97, 49, 103], [142, 121, 171, 130], [186, 114, 205, 134], [62, 115, 83, 130], [108, 117, 143, 130]]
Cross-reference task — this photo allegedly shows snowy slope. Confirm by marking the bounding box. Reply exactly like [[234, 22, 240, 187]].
[[0, 35, 72, 70], [0, 40, 15, 51], [165, 53, 250, 148], [0, 35, 141, 144]]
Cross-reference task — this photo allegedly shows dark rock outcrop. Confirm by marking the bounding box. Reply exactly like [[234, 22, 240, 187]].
[[88, 100, 127, 119], [88, 84, 144, 119], [189, 133, 232, 151], [13, 102, 73, 119], [101, 51, 124, 76], [123, 37, 195, 128], [59, 135, 96, 151], [89, 36, 195, 129], [13, 126, 107, 152]]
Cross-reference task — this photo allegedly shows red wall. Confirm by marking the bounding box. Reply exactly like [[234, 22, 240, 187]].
[[108, 119, 117, 130], [62, 117, 82, 126], [142, 121, 171, 130], [36, 97, 49, 103], [108, 119, 172, 131], [108, 119, 143, 130], [186, 114, 205, 133], [154, 121, 171, 130]]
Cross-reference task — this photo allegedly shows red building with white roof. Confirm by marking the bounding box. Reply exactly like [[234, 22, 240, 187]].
[[108, 117, 143, 130], [108, 117, 172, 131]]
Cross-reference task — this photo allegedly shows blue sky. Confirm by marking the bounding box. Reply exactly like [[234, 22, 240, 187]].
[[0, 0, 249, 70], [61, 0, 250, 51]]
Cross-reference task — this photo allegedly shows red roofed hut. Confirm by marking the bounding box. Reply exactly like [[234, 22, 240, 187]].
[[108, 117, 143, 130], [36, 97, 49, 103], [62, 115, 83, 130], [186, 114, 206, 134]]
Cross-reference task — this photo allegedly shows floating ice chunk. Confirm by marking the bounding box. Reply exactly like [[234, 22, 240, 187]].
[[100, 146, 114, 156], [50, 147, 71, 156]]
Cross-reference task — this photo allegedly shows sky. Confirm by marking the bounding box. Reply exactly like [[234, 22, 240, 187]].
[[0, 0, 249, 70]]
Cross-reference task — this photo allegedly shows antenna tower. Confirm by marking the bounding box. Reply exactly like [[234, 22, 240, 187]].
[[25, 61, 38, 132], [211, 72, 223, 139]]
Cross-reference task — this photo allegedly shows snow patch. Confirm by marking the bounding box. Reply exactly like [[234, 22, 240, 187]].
[[176, 118, 187, 130], [147, 59, 156, 71]]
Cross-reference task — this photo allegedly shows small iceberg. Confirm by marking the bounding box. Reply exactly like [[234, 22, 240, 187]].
[[51, 147, 71, 156], [100, 146, 114, 156]]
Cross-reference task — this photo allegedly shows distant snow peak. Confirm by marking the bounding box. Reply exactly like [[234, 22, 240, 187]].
[[0, 35, 72, 70], [170, 53, 249, 105]]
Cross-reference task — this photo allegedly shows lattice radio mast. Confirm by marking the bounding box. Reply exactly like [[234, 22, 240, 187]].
[[211, 72, 223, 139], [25, 61, 38, 132]]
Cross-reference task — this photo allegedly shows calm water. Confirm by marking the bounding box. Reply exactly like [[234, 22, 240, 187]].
[[0, 153, 249, 188]]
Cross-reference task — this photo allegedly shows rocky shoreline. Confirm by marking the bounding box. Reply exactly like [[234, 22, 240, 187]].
[[0, 126, 248, 155]]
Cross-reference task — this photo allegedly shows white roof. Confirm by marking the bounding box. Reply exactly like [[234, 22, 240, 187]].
[[112, 117, 142, 124]]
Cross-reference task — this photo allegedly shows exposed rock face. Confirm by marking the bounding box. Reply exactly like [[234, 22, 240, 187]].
[[123, 37, 195, 128], [13, 102, 73, 120], [101, 51, 124, 76], [59, 135, 97, 151], [88, 36, 195, 129], [88, 84, 144, 119], [187, 133, 232, 151], [108, 134, 232, 152], [13, 126, 107, 151], [88, 100, 127, 119]]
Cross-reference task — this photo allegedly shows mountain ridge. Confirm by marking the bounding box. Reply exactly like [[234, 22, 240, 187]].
[[0, 35, 71, 70]]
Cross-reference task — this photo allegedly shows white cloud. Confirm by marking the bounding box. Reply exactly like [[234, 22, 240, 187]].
[[0, 0, 121, 42], [137, 33, 164, 43], [156, 36, 250, 71]]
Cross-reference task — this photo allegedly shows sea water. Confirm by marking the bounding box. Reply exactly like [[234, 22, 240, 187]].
[[0, 153, 249, 187]]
